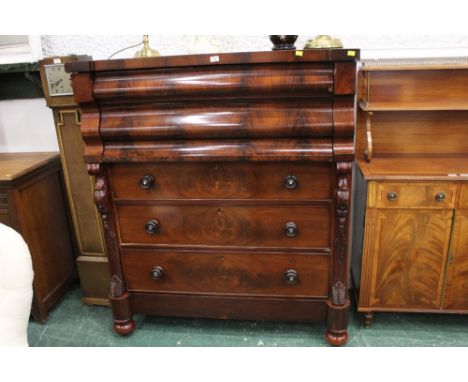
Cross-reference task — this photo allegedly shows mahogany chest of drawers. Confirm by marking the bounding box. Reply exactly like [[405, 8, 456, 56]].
[[67, 49, 358, 345]]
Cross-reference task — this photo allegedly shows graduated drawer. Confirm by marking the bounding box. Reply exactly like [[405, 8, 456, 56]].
[[375, 182, 456, 209], [121, 249, 330, 297], [116, 203, 331, 249], [110, 162, 331, 200]]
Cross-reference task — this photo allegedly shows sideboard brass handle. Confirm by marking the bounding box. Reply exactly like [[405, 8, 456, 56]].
[[284, 174, 298, 190], [151, 266, 164, 280], [284, 269, 298, 285], [139, 174, 155, 190], [387, 191, 398, 201], [145, 219, 160, 235], [436, 192, 446, 202], [285, 222, 297, 237]]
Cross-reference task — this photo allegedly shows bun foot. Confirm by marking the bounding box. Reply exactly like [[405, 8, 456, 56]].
[[364, 312, 374, 328], [114, 319, 136, 336], [325, 330, 348, 346]]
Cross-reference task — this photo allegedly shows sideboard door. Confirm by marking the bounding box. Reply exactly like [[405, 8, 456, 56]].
[[363, 209, 453, 310], [443, 210, 468, 310]]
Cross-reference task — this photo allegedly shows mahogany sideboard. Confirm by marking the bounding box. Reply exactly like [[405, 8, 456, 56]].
[[0, 152, 76, 322], [66, 49, 359, 345], [352, 59, 468, 326]]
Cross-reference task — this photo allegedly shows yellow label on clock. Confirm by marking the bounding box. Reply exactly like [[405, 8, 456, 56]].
[[347, 50, 356, 57]]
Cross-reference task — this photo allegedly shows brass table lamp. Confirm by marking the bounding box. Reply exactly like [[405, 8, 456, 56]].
[[135, 35, 160, 58]]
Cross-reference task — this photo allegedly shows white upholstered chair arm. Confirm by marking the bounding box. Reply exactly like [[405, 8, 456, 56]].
[[0, 223, 34, 347]]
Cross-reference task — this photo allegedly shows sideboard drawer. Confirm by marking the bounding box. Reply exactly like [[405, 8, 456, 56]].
[[110, 162, 331, 200], [376, 182, 456, 209], [117, 204, 331, 249], [122, 249, 330, 297], [459, 184, 468, 209]]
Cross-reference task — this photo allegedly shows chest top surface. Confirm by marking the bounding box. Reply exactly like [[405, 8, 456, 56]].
[[66, 49, 359, 72], [0, 152, 59, 184]]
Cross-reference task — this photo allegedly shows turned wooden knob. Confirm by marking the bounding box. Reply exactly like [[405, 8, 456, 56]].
[[284, 174, 298, 190], [387, 191, 398, 201], [435, 192, 446, 202], [151, 266, 164, 280], [285, 222, 297, 237], [139, 174, 155, 189], [284, 269, 298, 285], [145, 219, 160, 235]]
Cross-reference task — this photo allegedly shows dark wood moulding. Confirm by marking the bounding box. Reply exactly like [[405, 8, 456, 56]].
[[66, 49, 360, 73]]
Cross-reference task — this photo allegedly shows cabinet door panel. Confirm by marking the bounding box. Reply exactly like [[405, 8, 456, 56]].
[[443, 210, 468, 310], [366, 209, 453, 309]]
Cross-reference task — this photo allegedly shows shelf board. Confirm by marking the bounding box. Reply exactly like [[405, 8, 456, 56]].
[[359, 100, 468, 112], [361, 64, 468, 72], [356, 155, 468, 181]]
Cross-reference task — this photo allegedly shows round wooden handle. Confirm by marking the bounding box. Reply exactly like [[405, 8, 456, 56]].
[[145, 219, 160, 235], [285, 222, 297, 237], [387, 191, 398, 201], [139, 174, 155, 190], [436, 192, 446, 202], [284, 269, 298, 285], [284, 174, 298, 190], [151, 266, 164, 280]]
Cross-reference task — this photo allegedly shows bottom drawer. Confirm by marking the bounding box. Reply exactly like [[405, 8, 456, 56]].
[[122, 249, 330, 298]]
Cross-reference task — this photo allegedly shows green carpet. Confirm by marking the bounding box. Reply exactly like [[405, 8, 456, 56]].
[[27, 284, 468, 346]]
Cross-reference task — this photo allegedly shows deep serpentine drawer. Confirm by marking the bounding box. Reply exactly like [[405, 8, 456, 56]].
[[121, 249, 330, 298], [116, 203, 331, 249], [93, 63, 334, 102]]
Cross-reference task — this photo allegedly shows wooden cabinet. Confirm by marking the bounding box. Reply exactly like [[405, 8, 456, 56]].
[[359, 183, 454, 311], [39, 56, 110, 306], [0, 153, 76, 322], [67, 49, 359, 346], [353, 60, 468, 325]]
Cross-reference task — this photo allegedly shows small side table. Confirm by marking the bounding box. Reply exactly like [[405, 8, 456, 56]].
[[0, 152, 76, 323]]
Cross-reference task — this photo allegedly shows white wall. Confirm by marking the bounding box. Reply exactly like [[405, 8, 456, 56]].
[[41, 35, 468, 60], [0, 98, 57, 152], [2, 35, 468, 153]]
